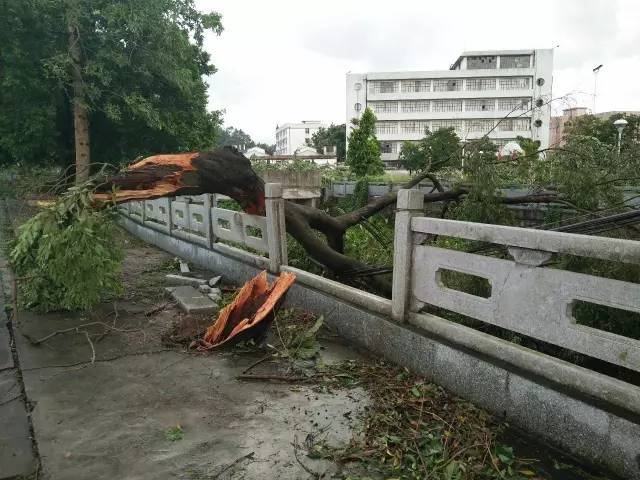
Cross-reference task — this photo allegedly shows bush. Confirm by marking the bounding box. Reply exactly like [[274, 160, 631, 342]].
[[10, 186, 124, 312]]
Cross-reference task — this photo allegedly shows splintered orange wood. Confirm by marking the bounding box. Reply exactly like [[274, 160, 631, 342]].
[[192, 271, 296, 351], [94, 153, 199, 203]]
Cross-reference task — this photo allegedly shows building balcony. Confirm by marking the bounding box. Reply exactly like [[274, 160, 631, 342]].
[[373, 111, 532, 121], [376, 130, 532, 142], [366, 89, 534, 101]]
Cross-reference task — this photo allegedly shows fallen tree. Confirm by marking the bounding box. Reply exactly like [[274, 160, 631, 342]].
[[93, 147, 567, 295]]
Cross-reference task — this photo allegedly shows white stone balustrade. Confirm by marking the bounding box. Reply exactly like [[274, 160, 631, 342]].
[[117, 184, 287, 272], [392, 189, 640, 372]]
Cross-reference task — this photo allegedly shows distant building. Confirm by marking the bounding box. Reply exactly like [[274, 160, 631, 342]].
[[549, 107, 589, 147], [346, 49, 554, 165], [244, 146, 267, 158], [275, 121, 327, 155], [549, 108, 640, 146]]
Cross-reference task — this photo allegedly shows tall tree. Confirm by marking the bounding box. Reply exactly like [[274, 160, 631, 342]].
[[0, 0, 223, 180], [398, 128, 461, 173], [346, 108, 383, 177], [564, 113, 640, 149], [307, 124, 346, 161], [216, 126, 256, 150]]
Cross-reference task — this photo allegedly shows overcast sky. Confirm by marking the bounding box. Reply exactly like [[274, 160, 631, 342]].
[[196, 0, 640, 144]]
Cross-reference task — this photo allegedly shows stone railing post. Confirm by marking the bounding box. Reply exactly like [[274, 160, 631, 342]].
[[265, 183, 288, 273], [391, 189, 424, 322], [167, 197, 174, 236], [202, 194, 213, 248]]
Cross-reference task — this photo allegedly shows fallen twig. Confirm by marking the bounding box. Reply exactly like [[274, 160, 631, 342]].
[[241, 353, 274, 374], [25, 321, 140, 346], [83, 330, 96, 364], [293, 435, 321, 479], [212, 451, 255, 479], [0, 394, 21, 407], [144, 301, 170, 317], [236, 374, 311, 382]]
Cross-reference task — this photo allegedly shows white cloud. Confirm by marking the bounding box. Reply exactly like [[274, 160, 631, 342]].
[[196, 0, 640, 143]]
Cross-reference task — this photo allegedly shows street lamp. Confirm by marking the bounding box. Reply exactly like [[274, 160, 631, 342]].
[[613, 118, 628, 156], [592, 64, 603, 113]]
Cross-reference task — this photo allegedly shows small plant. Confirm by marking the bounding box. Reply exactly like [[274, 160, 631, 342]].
[[274, 309, 324, 360], [165, 424, 184, 441]]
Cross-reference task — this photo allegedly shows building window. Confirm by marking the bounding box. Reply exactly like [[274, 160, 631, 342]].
[[498, 118, 530, 131], [432, 99, 463, 112], [401, 80, 431, 93], [500, 55, 531, 69], [431, 120, 463, 133], [467, 56, 497, 70], [465, 99, 495, 111], [466, 120, 495, 133], [379, 141, 397, 154], [369, 101, 399, 114], [492, 139, 511, 149], [499, 77, 531, 90], [400, 121, 429, 134], [465, 78, 496, 91], [498, 98, 530, 111], [375, 122, 398, 134], [433, 79, 461, 92], [305, 128, 310, 134], [369, 81, 398, 94], [401, 100, 430, 113]]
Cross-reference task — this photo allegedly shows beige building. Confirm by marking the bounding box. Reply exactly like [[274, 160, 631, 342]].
[[549, 108, 640, 147]]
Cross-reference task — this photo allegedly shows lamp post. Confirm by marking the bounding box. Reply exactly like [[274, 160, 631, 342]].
[[613, 118, 628, 156], [592, 64, 603, 113]]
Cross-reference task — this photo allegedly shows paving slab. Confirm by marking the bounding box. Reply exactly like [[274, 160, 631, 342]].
[[165, 274, 207, 288], [0, 322, 13, 371], [165, 286, 219, 314], [0, 369, 36, 478]]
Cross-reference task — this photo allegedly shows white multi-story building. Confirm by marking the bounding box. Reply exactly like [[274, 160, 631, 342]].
[[275, 121, 327, 155], [346, 49, 553, 164]]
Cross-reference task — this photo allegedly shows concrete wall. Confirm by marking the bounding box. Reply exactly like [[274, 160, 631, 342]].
[[119, 212, 640, 479]]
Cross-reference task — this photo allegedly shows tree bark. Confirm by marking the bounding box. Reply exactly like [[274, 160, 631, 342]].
[[68, 23, 91, 184]]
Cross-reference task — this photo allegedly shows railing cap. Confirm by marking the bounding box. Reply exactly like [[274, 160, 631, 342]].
[[265, 183, 283, 198], [397, 188, 424, 210]]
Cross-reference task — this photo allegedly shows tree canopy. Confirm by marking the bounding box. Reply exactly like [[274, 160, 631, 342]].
[[215, 125, 275, 154], [0, 0, 223, 169], [346, 108, 384, 177], [307, 124, 346, 161], [399, 128, 461, 173], [564, 113, 640, 149]]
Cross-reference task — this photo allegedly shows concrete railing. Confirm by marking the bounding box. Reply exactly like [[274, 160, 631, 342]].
[[392, 189, 640, 373], [118, 183, 288, 273]]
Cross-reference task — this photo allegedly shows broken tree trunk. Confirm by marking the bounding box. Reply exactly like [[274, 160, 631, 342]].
[[191, 271, 296, 350], [94, 147, 562, 296]]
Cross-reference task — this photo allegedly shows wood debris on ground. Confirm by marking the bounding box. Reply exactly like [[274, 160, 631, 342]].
[[191, 270, 296, 350]]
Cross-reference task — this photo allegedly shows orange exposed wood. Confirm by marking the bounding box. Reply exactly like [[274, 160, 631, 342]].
[[192, 271, 296, 350], [94, 153, 200, 203]]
